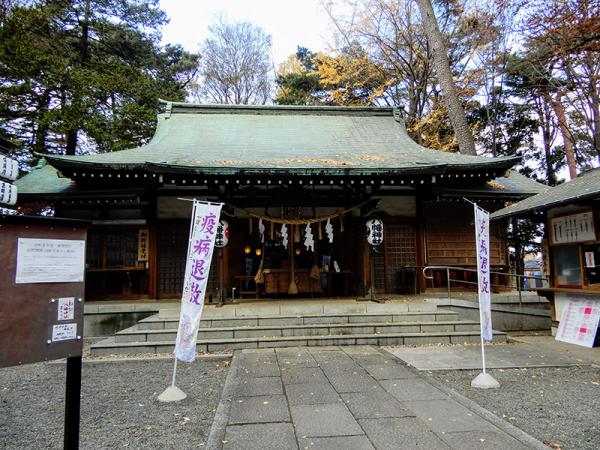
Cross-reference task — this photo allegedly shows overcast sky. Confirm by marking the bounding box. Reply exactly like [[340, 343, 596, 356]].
[[159, 0, 333, 67]]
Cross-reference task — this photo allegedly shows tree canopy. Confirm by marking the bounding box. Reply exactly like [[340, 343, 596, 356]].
[[0, 0, 199, 165], [192, 17, 273, 105]]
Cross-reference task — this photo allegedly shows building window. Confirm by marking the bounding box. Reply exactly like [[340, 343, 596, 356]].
[[86, 229, 143, 269], [555, 245, 582, 286]]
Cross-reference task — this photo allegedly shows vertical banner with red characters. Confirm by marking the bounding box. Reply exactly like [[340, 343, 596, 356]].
[[474, 204, 493, 341], [174, 200, 222, 362]]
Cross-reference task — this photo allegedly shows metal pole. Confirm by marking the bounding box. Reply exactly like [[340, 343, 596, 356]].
[[480, 321, 487, 376], [219, 248, 224, 305], [64, 356, 82, 450], [517, 274, 522, 307], [447, 267, 451, 299], [171, 357, 178, 387]]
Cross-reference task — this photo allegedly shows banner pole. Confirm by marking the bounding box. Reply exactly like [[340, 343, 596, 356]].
[[479, 310, 487, 376], [171, 357, 178, 387], [158, 200, 200, 403], [471, 201, 498, 389]]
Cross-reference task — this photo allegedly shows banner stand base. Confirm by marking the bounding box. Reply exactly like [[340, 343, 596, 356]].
[[471, 372, 500, 389], [158, 385, 187, 402]]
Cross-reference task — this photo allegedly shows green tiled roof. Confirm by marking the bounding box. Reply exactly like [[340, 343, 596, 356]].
[[15, 160, 75, 195], [39, 102, 519, 175], [435, 170, 549, 198], [491, 168, 600, 220]]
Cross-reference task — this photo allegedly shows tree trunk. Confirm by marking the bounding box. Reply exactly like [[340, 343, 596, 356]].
[[549, 91, 577, 179], [33, 90, 50, 154], [535, 97, 557, 185], [65, 129, 78, 155], [415, 0, 477, 156]]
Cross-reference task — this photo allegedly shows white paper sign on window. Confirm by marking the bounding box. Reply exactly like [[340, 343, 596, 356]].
[[16, 238, 86, 284]]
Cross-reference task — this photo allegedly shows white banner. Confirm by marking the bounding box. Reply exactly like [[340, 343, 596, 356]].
[[174, 200, 222, 363], [474, 204, 493, 341]]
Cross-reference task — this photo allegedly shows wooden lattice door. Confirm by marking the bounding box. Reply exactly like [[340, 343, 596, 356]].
[[384, 224, 417, 293], [157, 222, 219, 298]]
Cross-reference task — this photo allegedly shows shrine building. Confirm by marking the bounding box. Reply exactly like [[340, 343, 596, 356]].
[[16, 102, 546, 301]]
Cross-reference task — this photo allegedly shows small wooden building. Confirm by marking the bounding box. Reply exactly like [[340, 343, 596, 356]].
[[492, 168, 600, 336], [16, 102, 545, 301]]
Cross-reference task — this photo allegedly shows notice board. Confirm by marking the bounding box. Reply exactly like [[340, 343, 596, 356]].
[[556, 294, 600, 348], [0, 215, 89, 368]]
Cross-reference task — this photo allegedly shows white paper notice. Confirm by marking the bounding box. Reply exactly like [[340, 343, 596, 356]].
[[57, 297, 75, 321], [16, 238, 85, 284], [52, 323, 77, 342], [585, 252, 595, 268], [556, 296, 600, 348]]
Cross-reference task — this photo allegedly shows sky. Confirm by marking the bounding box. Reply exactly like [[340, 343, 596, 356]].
[[159, 0, 334, 67]]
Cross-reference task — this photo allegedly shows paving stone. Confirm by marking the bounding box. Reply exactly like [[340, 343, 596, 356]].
[[281, 366, 329, 385], [380, 378, 448, 401], [297, 435, 375, 450], [359, 417, 450, 450], [290, 403, 363, 438], [224, 423, 298, 450], [361, 362, 418, 380], [325, 371, 380, 393], [320, 362, 366, 376], [276, 349, 318, 368], [229, 395, 290, 425], [341, 389, 415, 419], [308, 346, 342, 352], [237, 359, 280, 378], [340, 345, 381, 356], [285, 382, 342, 406], [232, 376, 283, 397], [435, 430, 530, 450], [403, 399, 498, 433]]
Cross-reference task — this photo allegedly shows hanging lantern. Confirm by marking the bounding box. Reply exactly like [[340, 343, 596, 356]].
[[295, 247, 301, 256], [255, 247, 262, 256], [215, 220, 229, 248], [366, 218, 384, 246], [244, 244, 252, 255]]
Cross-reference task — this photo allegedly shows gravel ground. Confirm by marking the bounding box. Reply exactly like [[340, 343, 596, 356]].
[[427, 366, 600, 450], [0, 358, 229, 450]]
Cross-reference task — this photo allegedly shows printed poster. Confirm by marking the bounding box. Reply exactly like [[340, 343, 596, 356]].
[[556, 296, 600, 348], [15, 239, 86, 284]]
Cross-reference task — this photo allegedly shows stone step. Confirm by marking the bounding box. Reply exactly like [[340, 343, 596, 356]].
[[91, 330, 507, 356], [115, 320, 480, 343], [137, 310, 460, 331]]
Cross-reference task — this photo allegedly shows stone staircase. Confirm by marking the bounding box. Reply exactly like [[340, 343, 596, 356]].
[[89, 300, 506, 356]]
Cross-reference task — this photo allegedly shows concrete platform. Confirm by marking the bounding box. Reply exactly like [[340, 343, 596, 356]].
[[383, 335, 600, 371], [207, 346, 546, 449]]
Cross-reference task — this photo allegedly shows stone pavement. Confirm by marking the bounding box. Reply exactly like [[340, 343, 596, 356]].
[[207, 346, 546, 449], [383, 335, 600, 371]]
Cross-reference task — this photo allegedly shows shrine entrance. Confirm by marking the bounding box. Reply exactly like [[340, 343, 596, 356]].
[[372, 222, 419, 294]]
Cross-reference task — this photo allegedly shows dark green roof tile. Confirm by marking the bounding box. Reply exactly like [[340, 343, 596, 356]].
[[491, 168, 600, 220], [40, 103, 519, 174]]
